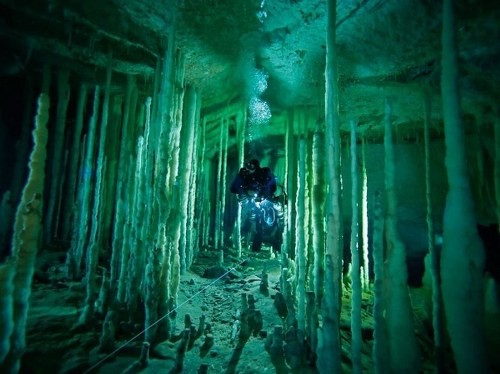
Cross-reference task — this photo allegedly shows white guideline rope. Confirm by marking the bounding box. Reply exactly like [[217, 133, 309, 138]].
[[83, 258, 247, 373]]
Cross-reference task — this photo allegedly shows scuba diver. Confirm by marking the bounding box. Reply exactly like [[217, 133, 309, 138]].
[[230, 159, 276, 200], [230, 159, 282, 252]]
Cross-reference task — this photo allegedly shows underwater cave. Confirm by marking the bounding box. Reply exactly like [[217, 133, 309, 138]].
[[0, 0, 499, 373]]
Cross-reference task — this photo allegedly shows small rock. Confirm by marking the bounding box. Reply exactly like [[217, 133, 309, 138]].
[[228, 269, 242, 279], [203, 266, 226, 279]]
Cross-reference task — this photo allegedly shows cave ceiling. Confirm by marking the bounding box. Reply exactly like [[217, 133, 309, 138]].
[[0, 0, 499, 149]]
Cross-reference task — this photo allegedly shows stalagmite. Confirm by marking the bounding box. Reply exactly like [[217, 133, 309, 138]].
[[305, 291, 318, 356], [157, 226, 173, 341], [1, 93, 49, 372], [98, 311, 115, 353], [423, 87, 444, 372], [383, 98, 420, 373], [440, 0, 488, 371], [295, 137, 307, 333], [317, 0, 342, 372], [67, 86, 100, 278], [349, 120, 362, 374], [371, 191, 388, 374], [172, 329, 190, 373], [44, 69, 70, 241], [144, 245, 163, 344], [121, 341, 151, 373], [138, 341, 151, 367]]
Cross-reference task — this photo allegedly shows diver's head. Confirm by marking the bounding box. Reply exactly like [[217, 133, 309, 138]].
[[246, 159, 259, 173]]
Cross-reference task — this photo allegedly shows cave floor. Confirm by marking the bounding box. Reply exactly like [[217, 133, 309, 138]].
[[22, 245, 499, 373]]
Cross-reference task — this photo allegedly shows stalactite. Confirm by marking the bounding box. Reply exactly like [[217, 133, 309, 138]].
[[150, 56, 163, 142], [11, 75, 34, 209], [349, 120, 362, 374], [79, 65, 112, 326], [440, 0, 488, 371], [318, 0, 342, 372], [100, 95, 123, 248], [286, 109, 297, 260], [236, 110, 246, 258], [41, 64, 51, 96], [117, 97, 143, 303], [361, 137, 369, 290], [295, 137, 307, 333], [423, 87, 444, 372], [303, 114, 312, 280], [161, 47, 185, 303], [166, 49, 185, 193], [126, 97, 152, 316], [109, 77, 136, 294], [383, 98, 420, 373], [154, 38, 175, 231], [178, 86, 197, 274], [54, 150, 69, 241], [1, 93, 49, 371], [371, 190, 388, 374], [67, 86, 100, 279], [311, 122, 325, 310], [45, 69, 70, 242], [200, 119, 209, 249], [117, 151, 140, 304], [280, 114, 291, 274], [214, 118, 225, 250], [220, 117, 229, 251], [148, 39, 179, 339], [186, 94, 202, 268]]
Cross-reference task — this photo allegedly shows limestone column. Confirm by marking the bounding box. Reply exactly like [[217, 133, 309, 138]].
[[440, 0, 488, 371]]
